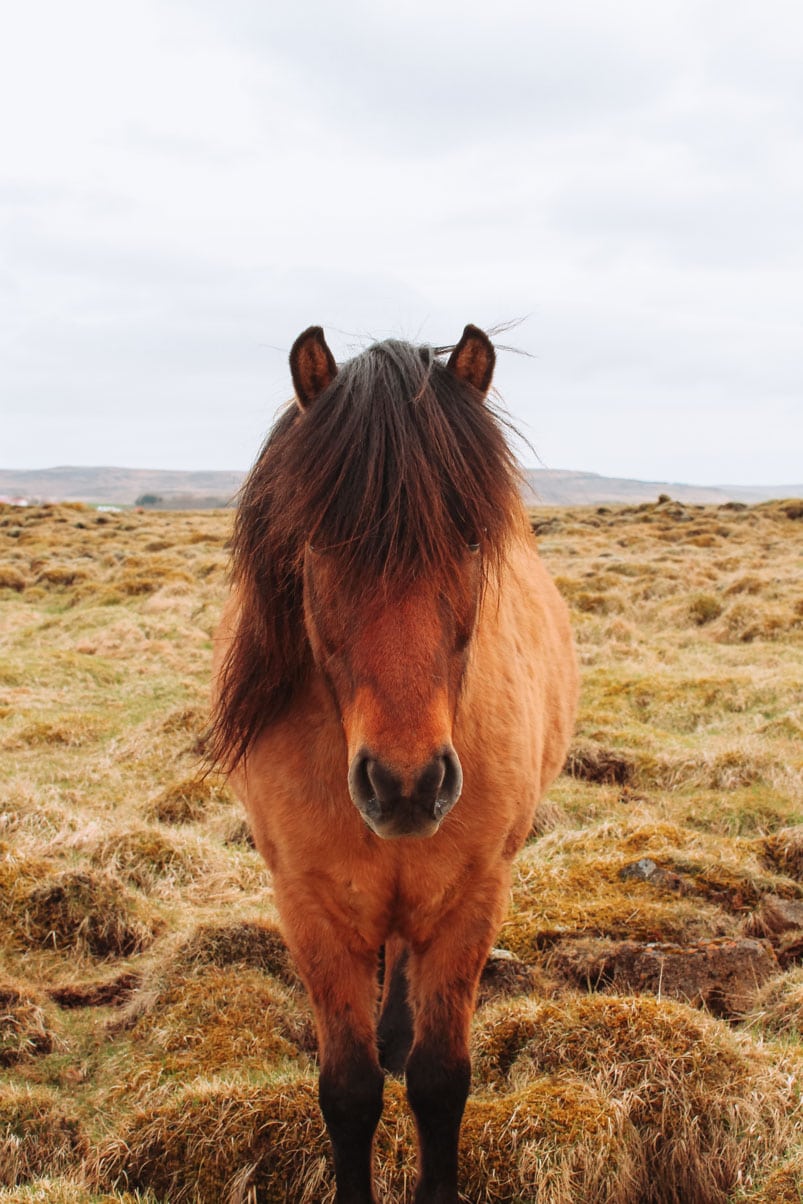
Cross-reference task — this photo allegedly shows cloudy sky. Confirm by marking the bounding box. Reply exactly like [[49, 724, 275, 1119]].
[[2, 0, 801, 484]]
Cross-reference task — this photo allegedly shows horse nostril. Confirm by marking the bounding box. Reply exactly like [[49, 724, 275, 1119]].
[[347, 753, 373, 808], [441, 747, 463, 805], [365, 758, 402, 805], [348, 753, 402, 809], [414, 748, 462, 819]]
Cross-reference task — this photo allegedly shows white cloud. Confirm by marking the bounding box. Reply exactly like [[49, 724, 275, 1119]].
[[1, 0, 801, 483]]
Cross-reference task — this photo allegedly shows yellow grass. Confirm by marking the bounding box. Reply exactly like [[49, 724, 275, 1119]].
[[1, 498, 802, 1201]]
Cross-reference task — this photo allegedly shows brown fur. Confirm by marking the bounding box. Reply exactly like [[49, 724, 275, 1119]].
[[211, 327, 578, 1203]]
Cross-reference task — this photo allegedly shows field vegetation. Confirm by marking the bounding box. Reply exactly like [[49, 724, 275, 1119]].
[[0, 497, 801, 1203]]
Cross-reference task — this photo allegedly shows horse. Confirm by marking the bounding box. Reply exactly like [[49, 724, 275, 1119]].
[[209, 324, 578, 1203]]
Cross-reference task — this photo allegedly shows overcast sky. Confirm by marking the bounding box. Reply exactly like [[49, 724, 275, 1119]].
[[2, 0, 802, 484]]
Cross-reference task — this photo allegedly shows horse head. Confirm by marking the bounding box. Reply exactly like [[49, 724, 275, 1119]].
[[292, 325, 497, 838]]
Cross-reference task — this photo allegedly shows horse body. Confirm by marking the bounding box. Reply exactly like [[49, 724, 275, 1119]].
[[210, 326, 577, 1203]]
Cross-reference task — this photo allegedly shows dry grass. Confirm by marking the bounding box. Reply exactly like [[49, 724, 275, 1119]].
[[742, 1153, 803, 1203], [11, 870, 158, 960], [143, 776, 230, 826], [0, 981, 54, 1067], [89, 826, 222, 895], [744, 968, 803, 1037], [94, 1074, 645, 1204], [1, 498, 802, 1201], [763, 827, 803, 880], [473, 993, 800, 1203], [457, 1079, 644, 1204], [0, 1084, 82, 1188], [92, 1076, 328, 1203], [0, 1181, 155, 1202]]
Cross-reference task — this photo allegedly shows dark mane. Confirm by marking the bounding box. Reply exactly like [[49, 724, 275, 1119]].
[[208, 337, 523, 771]]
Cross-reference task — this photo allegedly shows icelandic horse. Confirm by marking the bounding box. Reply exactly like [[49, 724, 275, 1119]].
[[210, 325, 578, 1203]]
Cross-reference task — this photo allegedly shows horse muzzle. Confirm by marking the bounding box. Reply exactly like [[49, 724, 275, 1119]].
[[347, 747, 463, 839]]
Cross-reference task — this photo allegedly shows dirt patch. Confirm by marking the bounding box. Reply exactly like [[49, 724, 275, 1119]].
[[547, 935, 779, 1016], [566, 740, 635, 785], [48, 972, 141, 1010]]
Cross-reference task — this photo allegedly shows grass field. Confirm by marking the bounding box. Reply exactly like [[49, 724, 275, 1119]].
[[0, 497, 802, 1203]]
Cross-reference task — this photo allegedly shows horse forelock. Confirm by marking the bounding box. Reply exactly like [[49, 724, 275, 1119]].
[[209, 337, 523, 770], [246, 339, 520, 586]]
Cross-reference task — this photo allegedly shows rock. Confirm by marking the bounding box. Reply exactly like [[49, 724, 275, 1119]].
[[619, 859, 689, 893], [549, 936, 779, 1017]]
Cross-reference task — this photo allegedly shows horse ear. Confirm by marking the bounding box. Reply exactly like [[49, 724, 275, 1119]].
[[290, 326, 338, 410], [446, 324, 495, 398]]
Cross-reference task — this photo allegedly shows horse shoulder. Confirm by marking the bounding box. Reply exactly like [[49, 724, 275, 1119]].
[[457, 538, 578, 831]]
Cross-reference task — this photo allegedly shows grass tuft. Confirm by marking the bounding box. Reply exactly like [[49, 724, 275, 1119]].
[[744, 969, 803, 1037], [89, 827, 213, 893], [763, 826, 803, 880], [0, 1085, 83, 1189], [473, 993, 800, 1203], [0, 980, 54, 1066], [18, 870, 158, 959], [93, 1076, 327, 1203], [458, 1078, 644, 1203], [173, 919, 299, 985], [144, 775, 230, 824]]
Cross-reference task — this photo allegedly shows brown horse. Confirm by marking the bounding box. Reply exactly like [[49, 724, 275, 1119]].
[[210, 325, 578, 1203]]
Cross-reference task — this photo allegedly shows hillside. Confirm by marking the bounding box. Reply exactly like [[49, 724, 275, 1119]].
[[522, 469, 803, 506], [0, 497, 801, 1201], [1, 464, 801, 507], [0, 466, 243, 507]]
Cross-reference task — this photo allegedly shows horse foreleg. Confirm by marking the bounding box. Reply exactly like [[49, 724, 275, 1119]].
[[405, 906, 501, 1204], [281, 908, 383, 1204]]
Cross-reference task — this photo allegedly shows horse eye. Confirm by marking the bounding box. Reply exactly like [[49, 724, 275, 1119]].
[[467, 542, 480, 554]]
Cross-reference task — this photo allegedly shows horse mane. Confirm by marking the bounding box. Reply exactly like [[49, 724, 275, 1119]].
[[208, 337, 524, 771]]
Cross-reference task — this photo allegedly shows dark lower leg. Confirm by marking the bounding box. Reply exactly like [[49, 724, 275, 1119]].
[[406, 1038, 471, 1204], [319, 1047, 384, 1204]]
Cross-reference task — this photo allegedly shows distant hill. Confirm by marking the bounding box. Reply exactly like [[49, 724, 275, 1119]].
[[0, 466, 243, 507], [521, 470, 803, 507], [0, 465, 800, 508]]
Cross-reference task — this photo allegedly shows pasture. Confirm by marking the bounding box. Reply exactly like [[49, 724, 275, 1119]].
[[0, 497, 801, 1203]]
